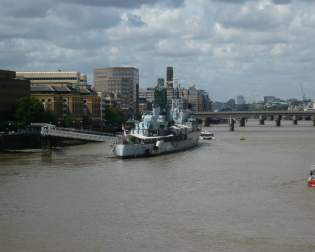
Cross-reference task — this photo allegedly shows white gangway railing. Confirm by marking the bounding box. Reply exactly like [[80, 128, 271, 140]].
[[40, 125, 112, 142]]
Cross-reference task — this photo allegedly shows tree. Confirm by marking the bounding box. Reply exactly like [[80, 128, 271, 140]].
[[104, 107, 127, 124], [16, 97, 56, 126]]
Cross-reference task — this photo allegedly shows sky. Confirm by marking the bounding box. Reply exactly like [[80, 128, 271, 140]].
[[1, 0, 315, 101]]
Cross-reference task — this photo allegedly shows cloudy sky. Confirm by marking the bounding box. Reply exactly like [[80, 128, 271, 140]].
[[1, 0, 315, 101]]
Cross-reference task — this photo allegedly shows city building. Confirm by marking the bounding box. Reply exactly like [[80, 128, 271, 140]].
[[185, 85, 211, 112], [145, 88, 155, 103], [80, 88, 101, 121], [199, 90, 212, 111], [154, 84, 167, 114], [157, 78, 164, 88], [179, 87, 189, 109], [0, 69, 30, 121], [138, 96, 149, 114], [236, 95, 246, 105], [97, 92, 119, 121], [305, 101, 315, 111], [264, 96, 280, 104], [94, 67, 139, 115], [187, 86, 200, 112], [225, 98, 236, 110], [166, 66, 174, 88], [31, 84, 101, 123], [138, 88, 156, 114], [16, 71, 87, 88]]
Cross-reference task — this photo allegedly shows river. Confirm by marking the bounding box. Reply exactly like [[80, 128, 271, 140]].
[[1, 120, 315, 252]]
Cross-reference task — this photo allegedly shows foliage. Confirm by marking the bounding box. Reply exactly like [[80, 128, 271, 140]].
[[0, 121, 17, 132], [63, 114, 76, 128], [15, 97, 56, 126], [104, 107, 127, 124]]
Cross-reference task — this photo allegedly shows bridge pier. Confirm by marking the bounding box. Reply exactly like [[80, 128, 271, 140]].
[[42, 135, 55, 149], [204, 117, 210, 127], [239, 117, 246, 127], [259, 115, 265, 125], [229, 118, 235, 131], [292, 115, 298, 125], [275, 115, 281, 127], [200, 118, 209, 127]]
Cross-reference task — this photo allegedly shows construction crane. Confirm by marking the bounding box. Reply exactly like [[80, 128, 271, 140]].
[[299, 83, 307, 102]]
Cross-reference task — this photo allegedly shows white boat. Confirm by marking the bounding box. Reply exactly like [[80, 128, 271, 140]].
[[308, 166, 315, 187], [112, 99, 200, 158], [200, 130, 215, 140]]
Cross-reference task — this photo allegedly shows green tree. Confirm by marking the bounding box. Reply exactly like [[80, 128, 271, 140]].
[[63, 114, 76, 128], [104, 107, 127, 124], [16, 97, 56, 126]]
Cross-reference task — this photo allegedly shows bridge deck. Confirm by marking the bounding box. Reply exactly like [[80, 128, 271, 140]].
[[195, 110, 315, 118]]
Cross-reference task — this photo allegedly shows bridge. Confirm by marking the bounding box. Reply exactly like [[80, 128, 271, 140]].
[[194, 110, 315, 131]]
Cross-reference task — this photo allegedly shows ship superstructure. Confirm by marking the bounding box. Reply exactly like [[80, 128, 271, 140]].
[[112, 99, 200, 158]]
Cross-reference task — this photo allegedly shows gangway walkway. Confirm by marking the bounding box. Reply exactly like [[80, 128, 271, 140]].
[[39, 124, 114, 142]]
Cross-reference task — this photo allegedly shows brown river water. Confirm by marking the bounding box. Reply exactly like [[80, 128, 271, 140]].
[[1, 120, 315, 252]]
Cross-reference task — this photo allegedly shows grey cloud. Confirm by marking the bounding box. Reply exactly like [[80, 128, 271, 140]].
[[0, 0, 184, 20], [218, 15, 288, 32], [59, 0, 184, 8], [211, 0, 255, 3], [215, 3, 292, 32], [0, 0, 53, 18], [213, 0, 313, 4], [0, 1, 122, 46], [1, 0, 315, 100], [126, 15, 146, 27], [272, 0, 292, 4], [50, 5, 121, 29]]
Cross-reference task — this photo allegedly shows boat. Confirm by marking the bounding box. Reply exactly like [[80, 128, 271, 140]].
[[200, 130, 215, 140], [308, 176, 315, 187], [112, 99, 200, 158], [308, 166, 315, 187]]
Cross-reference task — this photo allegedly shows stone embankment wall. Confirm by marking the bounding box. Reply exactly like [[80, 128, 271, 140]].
[[0, 133, 42, 150], [0, 133, 88, 151]]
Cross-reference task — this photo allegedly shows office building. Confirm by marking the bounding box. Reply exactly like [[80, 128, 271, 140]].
[[185, 85, 211, 112], [16, 71, 87, 88], [94, 67, 139, 115], [166, 66, 174, 88], [166, 67, 173, 82]]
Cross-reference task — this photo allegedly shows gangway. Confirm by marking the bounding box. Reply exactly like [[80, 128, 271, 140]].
[[34, 123, 114, 142]]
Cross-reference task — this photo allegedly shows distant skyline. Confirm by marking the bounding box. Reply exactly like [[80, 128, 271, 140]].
[[1, 0, 315, 101]]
